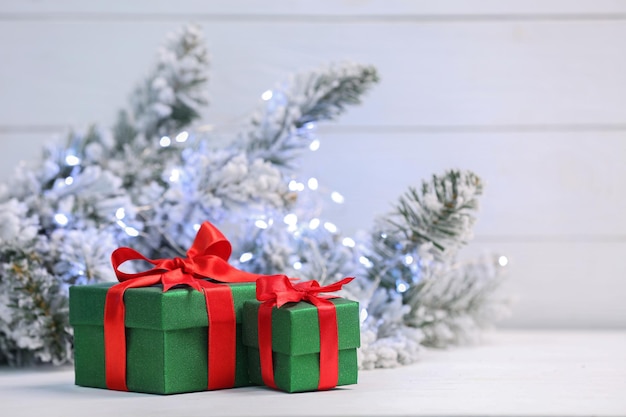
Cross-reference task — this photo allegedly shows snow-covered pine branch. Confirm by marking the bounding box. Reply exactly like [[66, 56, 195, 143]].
[[224, 63, 379, 276], [237, 63, 379, 168], [404, 254, 511, 347], [231, 213, 361, 286], [391, 170, 483, 260], [357, 170, 508, 357], [366, 170, 483, 292], [0, 248, 72, 366], [358, 287, 422, 370], [130, 24, 210, 141]]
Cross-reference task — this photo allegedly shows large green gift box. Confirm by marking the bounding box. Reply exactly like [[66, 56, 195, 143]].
[[242, 298, 360, 393], [69, 281, 255, 394]]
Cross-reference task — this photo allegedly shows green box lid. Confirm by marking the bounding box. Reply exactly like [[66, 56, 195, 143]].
[[70, 281, 255, 331], [242, 298, 360, 356]]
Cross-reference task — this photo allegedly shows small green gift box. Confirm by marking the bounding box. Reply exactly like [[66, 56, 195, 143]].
[[242, 296, 360, 393], [69, 281, 255, 395]]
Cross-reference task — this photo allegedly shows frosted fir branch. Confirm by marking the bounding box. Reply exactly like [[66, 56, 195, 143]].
[[381, 170, 483, 263], [50, 227, 118, 285], [365, 170, 482, 292], [395, 170, 482, 257], [0, 248, 73, 366], [259, 217, 361, 286], [130, 24, 210, 140], [0, 199, 39, 247], [358, 323, 423, 370], [359, 170, 507, 352], [404, 254, 511, 348], [358, 288, 423, 369], [237, 62, 379, 168], [290, 230, 360, 285], [228, 195, 364, 287], [230, 218, 294, 275], [3, 128, 133, 233], [192, 152, 287, 211]]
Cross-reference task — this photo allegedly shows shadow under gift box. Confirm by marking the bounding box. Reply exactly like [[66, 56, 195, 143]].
[[69, 282, 256, 394], [242, 298, 360, 393]]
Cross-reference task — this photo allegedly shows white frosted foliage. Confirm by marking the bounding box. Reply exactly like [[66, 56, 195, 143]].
[[0, 24, 507, 370]]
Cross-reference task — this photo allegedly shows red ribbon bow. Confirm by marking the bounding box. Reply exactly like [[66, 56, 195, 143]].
[[104, 221, 262, 391], [256, 275, 354, 391]]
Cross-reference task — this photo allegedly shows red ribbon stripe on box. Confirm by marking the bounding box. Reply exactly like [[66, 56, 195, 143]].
[[255, 275, 354, 390], [104, 221, 263, 392]]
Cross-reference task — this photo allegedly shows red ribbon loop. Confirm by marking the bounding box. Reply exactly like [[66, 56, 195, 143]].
[[111, 221, 260, 289], [104, 221, 261, 392], [256, 275, 354, 391], [256, 274, 353, 307]]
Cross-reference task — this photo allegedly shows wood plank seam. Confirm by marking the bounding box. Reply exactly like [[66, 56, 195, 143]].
[[4, 12, 626, 23]]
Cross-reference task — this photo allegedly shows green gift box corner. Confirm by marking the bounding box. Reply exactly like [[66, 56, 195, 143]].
[[69, 281, 256, 395], [241, 298, 360, 393]]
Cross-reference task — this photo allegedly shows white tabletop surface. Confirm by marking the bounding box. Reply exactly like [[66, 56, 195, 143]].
[[1, 330, 624, 417]]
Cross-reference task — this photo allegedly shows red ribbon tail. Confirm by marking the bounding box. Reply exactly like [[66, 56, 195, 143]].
[[258, 302, 277, 389], [201, 282, 237, 389], [104, 275, 161, 391], [315, 299, 339, 390]]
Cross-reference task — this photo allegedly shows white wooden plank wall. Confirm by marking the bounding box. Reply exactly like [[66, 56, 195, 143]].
[[1, 1, 625, 329]]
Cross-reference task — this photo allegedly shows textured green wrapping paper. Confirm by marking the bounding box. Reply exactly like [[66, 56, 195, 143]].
[[69, 282, 255, 394], [242, 298, 360, 393]]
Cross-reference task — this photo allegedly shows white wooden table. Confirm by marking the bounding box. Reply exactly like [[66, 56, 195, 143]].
[[1, 330, 624, 417]]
